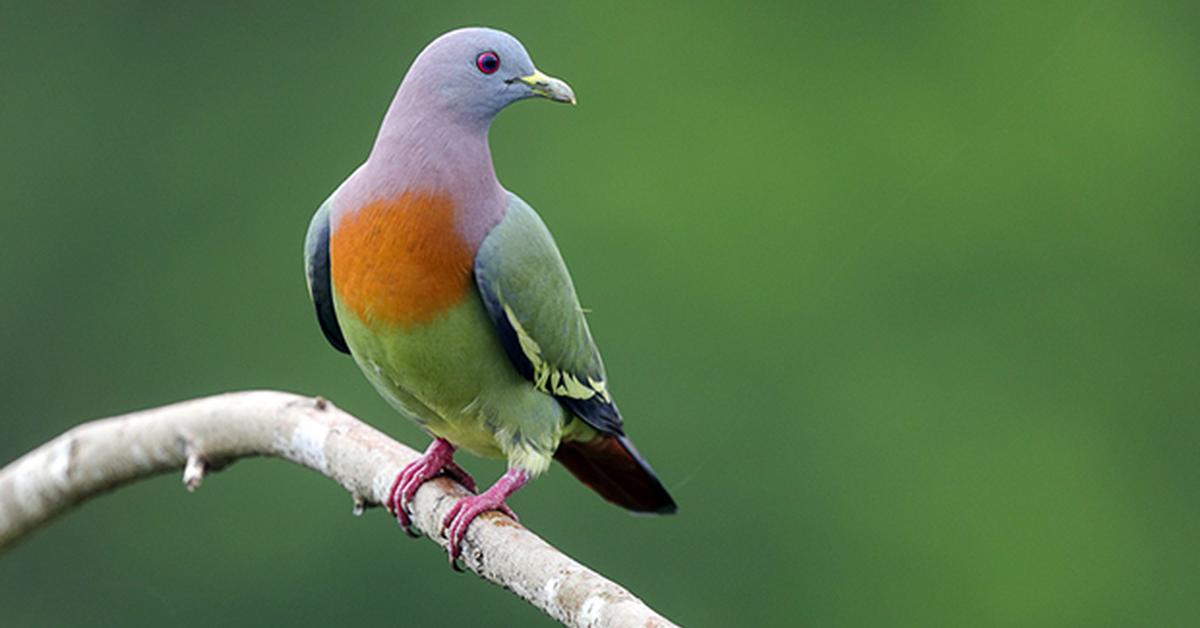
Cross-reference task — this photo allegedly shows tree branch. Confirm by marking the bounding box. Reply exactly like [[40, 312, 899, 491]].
[[0, 390, 676, 628]]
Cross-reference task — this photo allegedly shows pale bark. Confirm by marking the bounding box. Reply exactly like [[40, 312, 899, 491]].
[[0, 390, 677, 628]]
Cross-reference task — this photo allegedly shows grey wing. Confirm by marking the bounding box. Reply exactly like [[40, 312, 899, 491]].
[[304, 198, 349, 355]]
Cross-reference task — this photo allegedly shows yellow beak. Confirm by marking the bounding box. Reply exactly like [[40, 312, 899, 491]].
[[516, 70, 576, 104]]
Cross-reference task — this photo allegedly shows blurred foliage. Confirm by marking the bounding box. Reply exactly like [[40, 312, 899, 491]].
[[2, 2, 1198, 626]]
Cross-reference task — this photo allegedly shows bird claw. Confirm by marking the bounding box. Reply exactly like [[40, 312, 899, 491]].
[[385, 439, 476, 538], [385, 471, 421, 537], [439, 468, 527, 567], [440, 494, 517, 566]]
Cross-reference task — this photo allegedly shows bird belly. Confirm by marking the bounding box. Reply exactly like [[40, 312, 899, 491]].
[[334, 289, 565, 473]]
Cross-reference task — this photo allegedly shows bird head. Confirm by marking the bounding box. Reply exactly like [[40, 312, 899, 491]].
[[398, 27, 575, 128]]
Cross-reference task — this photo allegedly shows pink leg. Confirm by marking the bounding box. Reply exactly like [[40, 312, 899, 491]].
[[442, 468, 527, 568], [386, 438, 477, 537]]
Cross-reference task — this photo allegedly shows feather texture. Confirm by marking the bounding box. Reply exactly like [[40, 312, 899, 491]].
[[304, 198, 350, 355], [475, 194, 624, 436], [554, 434, 677, 514]]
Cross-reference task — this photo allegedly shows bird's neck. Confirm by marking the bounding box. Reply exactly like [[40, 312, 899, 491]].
[[361, 107, 507, 247]]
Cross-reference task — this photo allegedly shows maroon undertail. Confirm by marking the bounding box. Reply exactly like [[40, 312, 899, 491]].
[[553, 433, 676, 514]]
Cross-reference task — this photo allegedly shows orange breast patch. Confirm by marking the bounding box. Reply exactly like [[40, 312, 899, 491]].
[[330, 191, 474, 328]]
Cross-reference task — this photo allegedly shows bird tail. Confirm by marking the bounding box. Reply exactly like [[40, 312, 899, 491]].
[[554, 433, 677, 514]]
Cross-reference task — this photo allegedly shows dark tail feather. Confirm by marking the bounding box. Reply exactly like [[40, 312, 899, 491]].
[[554, 434, 677, 514]]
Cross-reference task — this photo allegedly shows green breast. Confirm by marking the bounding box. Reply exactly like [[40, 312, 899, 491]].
[[333, 287, 564, 463]]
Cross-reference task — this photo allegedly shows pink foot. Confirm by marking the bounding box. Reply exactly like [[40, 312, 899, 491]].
[[386, 438, 477, 537], [441, 468, 528, 569]]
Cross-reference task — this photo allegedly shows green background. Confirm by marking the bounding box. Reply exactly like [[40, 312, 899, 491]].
[[2, 2, 1197, 626]]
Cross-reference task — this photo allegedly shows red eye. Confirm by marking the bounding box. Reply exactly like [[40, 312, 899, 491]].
[[476, 51, 500, 74]]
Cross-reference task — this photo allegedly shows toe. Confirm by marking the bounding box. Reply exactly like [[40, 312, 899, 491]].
[[446, 509, 473, 563], [440, 500, 478, 565], [441, 499, 464, 532], [399, 461, 434, 509], [385, 475, 402, 514]]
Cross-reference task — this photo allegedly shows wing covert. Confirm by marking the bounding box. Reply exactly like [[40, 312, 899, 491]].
[[474, 194, 623, 435]]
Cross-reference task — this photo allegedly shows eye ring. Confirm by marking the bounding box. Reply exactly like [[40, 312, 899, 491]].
[[476, 51, 500, 74]]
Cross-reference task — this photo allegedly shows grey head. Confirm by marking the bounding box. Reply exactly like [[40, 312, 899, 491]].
[[389, 27, 575, 131]]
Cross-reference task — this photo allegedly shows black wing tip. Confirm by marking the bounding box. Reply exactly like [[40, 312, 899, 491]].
[[562, 395, 624, 437]]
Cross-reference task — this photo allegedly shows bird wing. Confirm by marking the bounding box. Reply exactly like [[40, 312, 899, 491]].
[[474, 193, 623, 435], [304, 196, 350, 355]]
